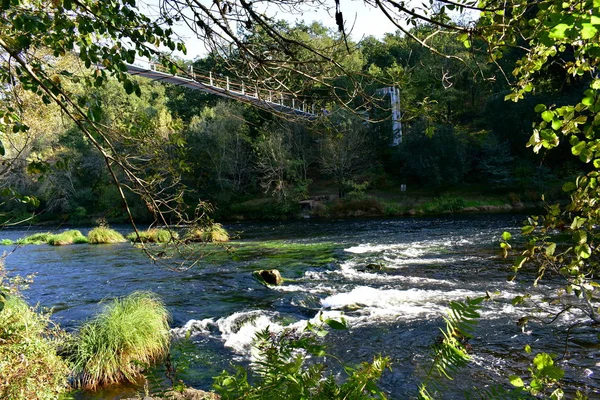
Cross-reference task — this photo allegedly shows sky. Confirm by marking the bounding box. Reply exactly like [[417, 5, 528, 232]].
[[141, 0, 400, 60]]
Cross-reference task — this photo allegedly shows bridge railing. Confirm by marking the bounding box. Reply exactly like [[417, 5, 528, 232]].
[[133, 59, 315, 116]]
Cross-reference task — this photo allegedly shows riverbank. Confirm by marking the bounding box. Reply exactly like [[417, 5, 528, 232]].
[[7, 184, 553, 226], [217, 190, 545, 221]]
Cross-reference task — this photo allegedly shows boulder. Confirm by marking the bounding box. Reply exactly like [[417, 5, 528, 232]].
[[254, 269, 283, 285], [364, 262, 384, 271]]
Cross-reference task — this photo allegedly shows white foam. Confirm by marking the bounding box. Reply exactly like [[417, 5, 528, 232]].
[[321, 286, 483, 318], [171, 318, 213, 338], [172, 309, 350, 358]]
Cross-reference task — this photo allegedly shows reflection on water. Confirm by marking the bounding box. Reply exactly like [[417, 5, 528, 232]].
[[4, 215, 599, 398]]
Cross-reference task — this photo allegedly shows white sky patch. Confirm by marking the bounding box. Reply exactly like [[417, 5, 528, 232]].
[[139, 0, 401, 60]]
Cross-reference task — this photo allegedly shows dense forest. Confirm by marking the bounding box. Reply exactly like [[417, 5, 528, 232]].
[[0, 20, 586, 224]]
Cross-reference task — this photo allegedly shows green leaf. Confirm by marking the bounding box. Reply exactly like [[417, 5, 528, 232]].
[[502, 231, 512, 241], [541, 110, 554, 122], [325, 318, 347, 330], [581, 23, 598, 39], [562, 181, 577, 192], [123, 79, 134, 95], [525, 344, 532, 354], [572, 141, 586, 156], [575, 244, 591, 259], [549, 23, 570, 39], [509, 375, 524, 387], [533, 353, 553, 371], [522, 225, 534, 235], [551, 118, 562, 130], [546, 242, 556, 256], [573, 230, 587, 244], [534, 104, 547, 113]]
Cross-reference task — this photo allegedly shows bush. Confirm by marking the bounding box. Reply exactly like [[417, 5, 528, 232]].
[[68, 291, 170, 390], [47, 230, 88, 246], [126, 228, 178, 243], [87, 226, 126, 244], [15, 232, 52, 245], [0, 295, 69, 399], [185, 223, 229, 243]]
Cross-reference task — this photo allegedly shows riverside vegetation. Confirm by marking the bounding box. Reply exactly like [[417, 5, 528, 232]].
[[0, 261, 170, 398], [1, 0, 599, 398]]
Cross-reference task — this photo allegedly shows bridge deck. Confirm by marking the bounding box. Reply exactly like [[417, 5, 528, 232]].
[[126, 64, 316, 118]]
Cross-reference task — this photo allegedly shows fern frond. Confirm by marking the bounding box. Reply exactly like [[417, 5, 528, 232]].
[[419, 296, 486, 399]]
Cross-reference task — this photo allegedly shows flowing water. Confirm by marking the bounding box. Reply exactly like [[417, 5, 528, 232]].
[[2, 214, 599, 398]]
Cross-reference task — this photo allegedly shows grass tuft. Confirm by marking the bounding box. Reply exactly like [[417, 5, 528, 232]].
[[87, 226, 126, 244], [47, 230, 88, 246], [126, 228, 178, 243], [0, 295, 69, 399], [15, 232, 52, 245], [185, 223, 229, 243], [422, 195, 467, 214], [68, 291, 170, 390]]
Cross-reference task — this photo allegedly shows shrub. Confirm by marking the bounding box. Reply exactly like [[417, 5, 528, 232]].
[[68, 291, 170, 390], [47, 230, 88, 246], [0, 295, 69, 399], [126, 228, 178, 243], [15, 232, 52, 245], [87, 226, 126, 244], [185, 223, 229, 243]]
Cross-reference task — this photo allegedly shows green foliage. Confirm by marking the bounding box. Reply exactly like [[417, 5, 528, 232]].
[[126, 228, 178, 244], [509, 350, 565, 399], [398, 124, 471, 188], [0, 294, 69, 399], [15, 232, 52, 245], [0, 239, 13, 245], [422, 195, 466, 214], [47, 230, 88, 246], [87, 226, 126, 244], [213, 319, 390, 399], [185, 223, 229, 243], [418, 297, 485, 399], [67, 291, 170, 390]]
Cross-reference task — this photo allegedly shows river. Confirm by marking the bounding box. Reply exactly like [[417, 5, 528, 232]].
[[2, 214, 598, 398]]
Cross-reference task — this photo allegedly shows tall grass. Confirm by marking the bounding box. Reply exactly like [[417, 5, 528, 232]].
[[47, 230, 88, 246], [422, 195, 467, 214], [15, 232, 52, 245], [126, 228, 178, 243], [0, 295, 69, 399], [68, 291, 170, 390], [87, 226, 126, 244], [185, 223, 229, 243]]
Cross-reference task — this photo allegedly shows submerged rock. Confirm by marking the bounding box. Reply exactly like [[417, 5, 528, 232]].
[[356, 262, 385, 272], [253, 269, 283, 285]]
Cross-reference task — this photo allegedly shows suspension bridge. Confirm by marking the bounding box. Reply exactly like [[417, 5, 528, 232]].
[[124, 59, 403, 144]]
